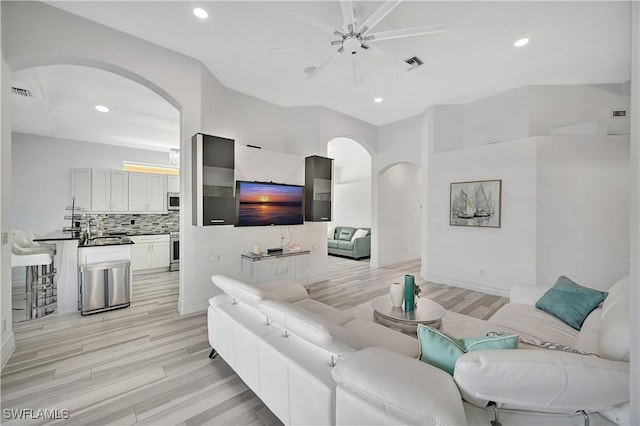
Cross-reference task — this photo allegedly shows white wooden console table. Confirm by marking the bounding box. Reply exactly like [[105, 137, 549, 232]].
[[241, 249, 310, 290]]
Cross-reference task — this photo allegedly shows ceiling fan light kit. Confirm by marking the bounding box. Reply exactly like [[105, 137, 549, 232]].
[[272, 0, 446, 83]]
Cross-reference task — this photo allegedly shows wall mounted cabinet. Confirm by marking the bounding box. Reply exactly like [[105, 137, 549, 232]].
[[128, 172, 165, 212], [70, 168, 92, 211], [91, 169, 129, 212], [192, 133, 235, 226], [304, 155, 333, 221]]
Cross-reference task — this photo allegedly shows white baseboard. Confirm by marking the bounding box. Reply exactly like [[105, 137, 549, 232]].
[[178, 297, 209, 315], [1, 331, 15, 371], [376, 253, 420, 268], [426, 272, 510, 298]]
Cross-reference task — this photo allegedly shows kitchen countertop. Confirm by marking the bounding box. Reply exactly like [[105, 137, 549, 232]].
[[80, 236, 134, 247], [33, 231, 82, 242]]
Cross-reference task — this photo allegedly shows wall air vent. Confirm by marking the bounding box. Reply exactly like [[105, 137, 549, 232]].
[[610, 108, 628, 119], [11, 87, 33, 97], [404, 56, 424, 69]]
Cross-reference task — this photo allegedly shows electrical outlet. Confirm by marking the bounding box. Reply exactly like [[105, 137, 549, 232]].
[[1, 232, 8, 245], [208, 254, 220, 263], [2, 318, 6, 332]]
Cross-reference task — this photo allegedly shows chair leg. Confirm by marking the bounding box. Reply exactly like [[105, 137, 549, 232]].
[[208, 349, 218, 359], [578, 410, 589, 426], [489, 402, 502, 426]]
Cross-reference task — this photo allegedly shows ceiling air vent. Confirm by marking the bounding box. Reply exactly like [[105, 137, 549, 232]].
[[610, 108, 628, 119], [404, 56, 424, 69], [11, 87, 34, 97]]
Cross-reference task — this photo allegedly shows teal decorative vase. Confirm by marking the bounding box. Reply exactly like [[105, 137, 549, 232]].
[[404, 274, 415, 312]]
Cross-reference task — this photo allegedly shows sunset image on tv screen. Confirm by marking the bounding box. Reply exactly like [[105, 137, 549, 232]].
[[237, 182, 303, 226]]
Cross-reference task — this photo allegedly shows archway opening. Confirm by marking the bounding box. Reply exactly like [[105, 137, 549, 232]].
[[10, 63, 181, 322], [327, 137, 372, 263]]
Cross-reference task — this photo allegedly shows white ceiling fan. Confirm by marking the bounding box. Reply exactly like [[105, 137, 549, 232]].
[[272, 0, 446, 83]]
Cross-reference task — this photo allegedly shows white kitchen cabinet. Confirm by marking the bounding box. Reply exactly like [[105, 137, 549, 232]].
[[91, 169, 129, 212], [110, 170, 129, 211], [128, 173, 165, 212], [129, 234, 170, 271], [91, 169, 111, 211], [70, 168, 92, 211]]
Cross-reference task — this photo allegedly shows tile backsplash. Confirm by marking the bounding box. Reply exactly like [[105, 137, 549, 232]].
[[88, 211, 179, 235]]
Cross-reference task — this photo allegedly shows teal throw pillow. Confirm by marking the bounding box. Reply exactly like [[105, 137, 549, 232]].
[[535, 276, 608, 331], [417, 325, 518, 375]]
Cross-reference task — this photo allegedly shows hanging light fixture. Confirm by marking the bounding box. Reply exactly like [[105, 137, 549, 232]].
[[169, 148, 180, 168]]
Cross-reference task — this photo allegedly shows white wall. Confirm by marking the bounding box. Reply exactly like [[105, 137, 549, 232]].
[[426, 137, 538, 296], [11, 133, 170, 235], [536, 136, 630, 289], [1, 51, 16, 367], [377, 163, 422, 266], [629, 3, 639, 424]]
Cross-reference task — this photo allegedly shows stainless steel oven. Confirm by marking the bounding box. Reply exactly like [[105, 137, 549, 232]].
[[170, 232, 179, 271], [167, 193, 180, 211]]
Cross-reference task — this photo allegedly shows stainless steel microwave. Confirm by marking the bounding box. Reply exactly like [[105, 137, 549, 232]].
[[167, 193, 180, 210]]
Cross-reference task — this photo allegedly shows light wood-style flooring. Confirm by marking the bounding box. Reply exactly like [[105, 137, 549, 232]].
[[1, 256, 507, 425]]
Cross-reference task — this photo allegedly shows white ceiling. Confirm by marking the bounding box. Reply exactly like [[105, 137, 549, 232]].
[[11, 65, 180, 152], [11, 1, 632, 151]]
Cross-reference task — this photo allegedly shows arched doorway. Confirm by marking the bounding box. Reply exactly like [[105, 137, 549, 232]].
[[9, 62, 182, 320], [327, 137, 372, 230]]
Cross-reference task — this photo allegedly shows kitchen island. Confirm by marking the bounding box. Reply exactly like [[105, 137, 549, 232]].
[[34, 231, 133, 315]]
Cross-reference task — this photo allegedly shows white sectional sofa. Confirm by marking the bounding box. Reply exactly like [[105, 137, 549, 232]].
[[207, 274, 630, 426]]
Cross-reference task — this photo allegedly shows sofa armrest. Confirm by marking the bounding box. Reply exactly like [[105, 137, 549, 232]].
[[509, 284, 549, 305], [352, 235, 371, 258], [454, 349, 629, 413], [332, 347, 467, 426]]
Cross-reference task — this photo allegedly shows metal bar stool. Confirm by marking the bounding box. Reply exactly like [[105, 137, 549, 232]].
[[11, 242, 57, 321]]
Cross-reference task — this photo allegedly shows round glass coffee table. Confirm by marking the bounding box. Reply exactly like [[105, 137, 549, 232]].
[[371, 295, 446, 335]]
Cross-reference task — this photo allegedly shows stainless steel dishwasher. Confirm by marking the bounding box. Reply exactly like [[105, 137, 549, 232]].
[[79, 260, 130, 315]]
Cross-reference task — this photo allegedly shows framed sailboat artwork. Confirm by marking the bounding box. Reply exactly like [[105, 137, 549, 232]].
[[450, 180, 502, 228]]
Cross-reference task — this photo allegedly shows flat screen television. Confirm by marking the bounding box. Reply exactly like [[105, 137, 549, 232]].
[[235, 181, 304, 226]]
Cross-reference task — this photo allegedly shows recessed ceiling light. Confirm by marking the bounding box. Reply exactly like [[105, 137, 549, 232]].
[[193, 7, 208, 19], [374, 97, 383, 103], [514, 38, 530, 47], [95, 105, 109, 112]]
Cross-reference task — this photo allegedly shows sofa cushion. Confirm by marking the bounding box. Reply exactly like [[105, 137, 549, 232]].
[[337, 241, 354, 250], [535, 276, 608, 331], [293, 298, 355, 326], [327, 225, 336, 239], [332, 347, 467, 426], [488, 303, 579, 348], [351, 228, 369, 241], [599, 276, 630, 361], [327, 239, 340, 249], [337, 228, 356, 241], [417, 325, 518, 375], [212, 275, 309, 307], [212, 274, 272, 308], [341, 318, 420, 358], [261, 280, 310, 303], [258, 298, 354, 355]]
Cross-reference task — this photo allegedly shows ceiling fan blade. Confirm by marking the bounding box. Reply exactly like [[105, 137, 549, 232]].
[[292, 11, 342, 37], [271, 43, 334, 54], [365, 24, 447, 42], [357, 0, 403, 36], [340, 0, 356, 33], [351, 53, 362, 84], [307, 48, 344, 80], [365, 45, 412, 71]]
